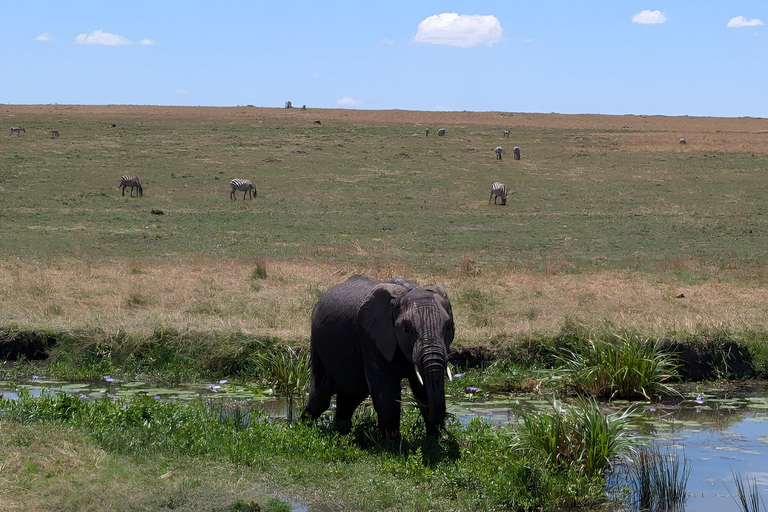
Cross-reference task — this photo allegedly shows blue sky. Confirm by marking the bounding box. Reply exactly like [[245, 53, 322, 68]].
[[1, 1, 766, 117]]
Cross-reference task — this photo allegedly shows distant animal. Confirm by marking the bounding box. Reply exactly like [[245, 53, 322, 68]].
[[425, 128, 430, 136], [437, 128, 446, 136], [513, 147, 521, 160], [679, 138, 686, 145], [50, 130, 59, 139], [10, 127, 25, 135], [495, 147, 503, 160], [489, 181, 508, 205], [119, 175, 143, 197], [230, 178, 257, 200], [285, 101, 293, 109], [503, 130, 510, 138], [314, 120, 322, 125]]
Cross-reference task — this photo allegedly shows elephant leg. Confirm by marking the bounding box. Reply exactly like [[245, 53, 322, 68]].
[[301, 355, 334, 420], [370, 379, 403, 436], [334, 392, 367, 433]]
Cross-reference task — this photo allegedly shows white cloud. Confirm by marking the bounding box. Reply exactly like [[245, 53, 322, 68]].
[[337, 97, 362, 107], [139, 38, 155, 46], [75, 30, 132, 46], [414, 13, 502, 48], [727, 16, 764, 28], [36, 33, 54, 42], [378, 38, 395, 45], [175, 89, 186, 95], [524, 38, 534, 43], [632, 10, 667, 25]]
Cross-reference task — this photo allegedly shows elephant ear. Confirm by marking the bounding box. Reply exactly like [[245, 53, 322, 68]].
[[427, 285, 455, 346], [358, 283, 407, 362]]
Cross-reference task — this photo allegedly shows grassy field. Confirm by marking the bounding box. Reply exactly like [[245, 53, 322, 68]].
[[1, 105, 768, 346]]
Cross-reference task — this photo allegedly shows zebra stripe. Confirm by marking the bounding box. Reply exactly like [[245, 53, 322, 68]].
[[230, 178, 257, 200], [489, 181, 507, 205], [513, 146, 521, 160], [10, 127, 25, 135], [495, 146, 503, 160], [503, 130, 510, 138], [437, 128, 446, 136], [119, 175, 143, 197]]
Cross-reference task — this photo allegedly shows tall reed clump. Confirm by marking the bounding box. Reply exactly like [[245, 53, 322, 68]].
[[623, 444, 690, 512], [554, 332, 679, 400], [253, 346, 309, 423], [511, 396, 636, 479], [730, 470, 766, 512]]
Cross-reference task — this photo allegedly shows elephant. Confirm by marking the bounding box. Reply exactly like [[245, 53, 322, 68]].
[[301, 275, 455, 436]]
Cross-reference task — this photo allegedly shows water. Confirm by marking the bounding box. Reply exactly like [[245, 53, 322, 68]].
[[4, 378, 768, 511], [448, 389, 768, 512]]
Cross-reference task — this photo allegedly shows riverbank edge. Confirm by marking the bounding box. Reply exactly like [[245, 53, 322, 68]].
[[3, 324, 768, 383]]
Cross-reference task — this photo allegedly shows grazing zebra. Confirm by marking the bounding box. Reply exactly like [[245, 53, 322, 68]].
[[10, 127, 25, 135], [119, 175, 143, 197], [50, 130, 59, 139], [495, 146, 503, 160], [503, 130, 510, 138], [679, 138, 686, 145], [489, 182, 508, 205], [230, 178, 257, 200], [425, 128, 430, 136], [437, 128, 446, 136], [513, 147, 521, 160]]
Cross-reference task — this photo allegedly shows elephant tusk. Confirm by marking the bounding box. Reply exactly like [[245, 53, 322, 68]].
[[414, 366, 424, 386], [447, 365, 453, 381]]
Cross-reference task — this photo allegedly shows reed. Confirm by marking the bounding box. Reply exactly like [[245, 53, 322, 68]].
[[730, 470, 766, 512], [511, 396, 636, 478], [623, 444, 690, 511], [553, 332, 679, 400], [252, 346, 309, 422]]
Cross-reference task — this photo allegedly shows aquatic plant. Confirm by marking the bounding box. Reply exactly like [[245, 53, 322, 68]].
[[554, 332, 679, 400], [623, 443, 690, 511], [511, 396, 637, 479], [730, 470, 766, 512], [253, 346, 309, 423]]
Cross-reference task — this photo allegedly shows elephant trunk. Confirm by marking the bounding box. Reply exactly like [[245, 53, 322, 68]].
[[420, 342, 448, 428]]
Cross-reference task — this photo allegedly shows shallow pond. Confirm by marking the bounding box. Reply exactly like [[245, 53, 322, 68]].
[[3, 378, 768, 511]]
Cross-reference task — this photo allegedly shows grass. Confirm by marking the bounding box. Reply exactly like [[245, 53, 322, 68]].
[[510, 396, 637, 479], [552, 331, 680, 400], [252, 345, 309, 422], [0, 389, 637, 511]]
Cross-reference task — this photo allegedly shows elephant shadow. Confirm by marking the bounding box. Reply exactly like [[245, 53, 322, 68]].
[[344, 406, 461, 464]]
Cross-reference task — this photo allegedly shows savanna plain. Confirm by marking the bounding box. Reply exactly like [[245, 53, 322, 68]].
[[2, 104, 768, 512]]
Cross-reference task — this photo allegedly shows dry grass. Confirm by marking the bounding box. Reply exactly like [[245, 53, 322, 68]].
[[1, 257, 766, 347]]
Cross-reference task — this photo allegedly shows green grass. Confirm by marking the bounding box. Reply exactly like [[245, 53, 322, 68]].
[[0, 389, 637, 511], [551, 331, 680, 400], [622, 444, 691, 512], [2, 114, 768, 274]]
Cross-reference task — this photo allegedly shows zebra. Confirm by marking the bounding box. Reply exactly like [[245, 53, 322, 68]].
[[119, 175, 143, 197], [495, 146, 503, 160], [503, 130, 510, 138], [513, 147, 521, 160], [230, 178, 257, 200], [489, 182, 508, 205], [50, 130, 59, 139], [10, 127, 25, 135], [679, 138, 686, 145], [437, 128, 446, 136], [425, 128, 430, 136]]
